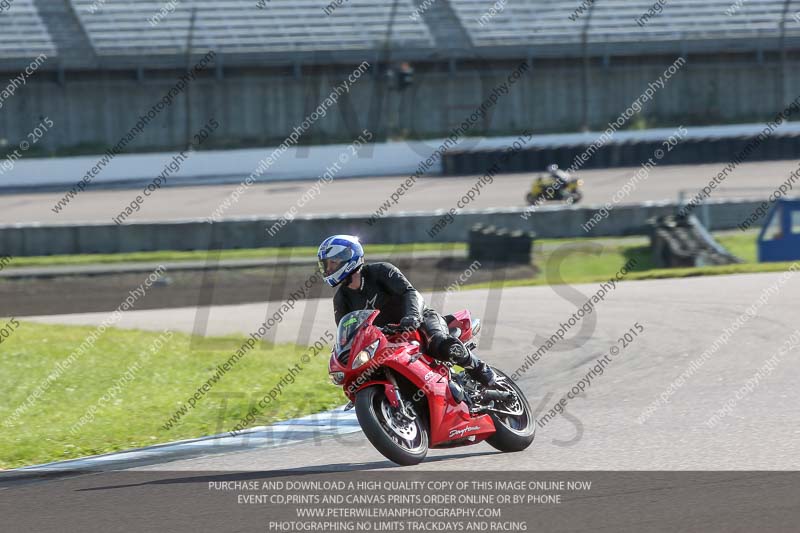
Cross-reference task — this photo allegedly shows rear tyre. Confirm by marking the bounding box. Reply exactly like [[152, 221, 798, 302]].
[[485, 369, 536, 452], [355, 386, 428, 466]]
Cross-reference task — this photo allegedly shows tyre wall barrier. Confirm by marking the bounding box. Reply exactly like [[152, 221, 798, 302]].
[[468, 224, 536, 264], [0, 199, 762, 257], [648, 214, 742, 268]]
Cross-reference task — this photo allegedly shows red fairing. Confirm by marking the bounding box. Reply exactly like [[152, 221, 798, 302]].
[[448, 309, 473, 343], [328, 309, 496, 448]]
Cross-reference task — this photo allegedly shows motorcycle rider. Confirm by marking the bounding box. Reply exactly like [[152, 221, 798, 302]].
[[546, 163, 570, 190], [317, 234, 496, 386]]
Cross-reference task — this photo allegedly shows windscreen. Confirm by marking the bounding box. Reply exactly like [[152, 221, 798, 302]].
[[335, 310, 374, 362]]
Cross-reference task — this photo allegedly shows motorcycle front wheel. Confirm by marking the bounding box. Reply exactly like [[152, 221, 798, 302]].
[[485, 369, 536, 452], [355, 385, 429, 466]]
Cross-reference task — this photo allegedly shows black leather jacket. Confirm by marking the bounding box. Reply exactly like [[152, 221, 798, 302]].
[[333, 262, 425, 327]]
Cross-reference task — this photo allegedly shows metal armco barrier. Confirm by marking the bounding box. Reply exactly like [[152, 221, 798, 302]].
[[0, 199, 765, 257]]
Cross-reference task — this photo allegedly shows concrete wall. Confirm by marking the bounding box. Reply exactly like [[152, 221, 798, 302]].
[[1, 55, 798, 154], [0, 199, 763, 257]]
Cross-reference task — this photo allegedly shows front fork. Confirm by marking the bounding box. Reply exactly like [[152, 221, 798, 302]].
[[385, 370, 416, 422]]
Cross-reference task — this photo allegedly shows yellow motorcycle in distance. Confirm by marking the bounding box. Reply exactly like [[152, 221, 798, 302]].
[[525, 165, 584, 205]]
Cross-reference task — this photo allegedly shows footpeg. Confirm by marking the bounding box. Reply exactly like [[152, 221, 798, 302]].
[[470, 400, 494, 415]]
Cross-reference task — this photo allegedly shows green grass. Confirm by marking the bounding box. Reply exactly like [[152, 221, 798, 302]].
[[0, 323, 343, 469], [0, 232, 791, 469], [2, 231, 781, 286], [472, 231, 793, 289], [716, 232, 758, 263], [3, 242, 465, 269]]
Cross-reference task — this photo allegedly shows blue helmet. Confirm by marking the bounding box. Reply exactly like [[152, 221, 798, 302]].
[[317, 235, 364, 287]]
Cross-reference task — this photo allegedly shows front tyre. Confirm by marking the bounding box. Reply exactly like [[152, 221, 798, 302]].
[[485, 369, 536, 452], [355, 386, 428, 466]]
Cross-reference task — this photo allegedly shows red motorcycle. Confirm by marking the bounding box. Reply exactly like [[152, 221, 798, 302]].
[[328, 309, 535, 466]]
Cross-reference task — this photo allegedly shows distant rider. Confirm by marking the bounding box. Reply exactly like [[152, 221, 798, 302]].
[[546, 164, 570, 189]]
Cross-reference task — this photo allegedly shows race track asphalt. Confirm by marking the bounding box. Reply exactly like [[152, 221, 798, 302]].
[[25, 271, 800, 471], [6, 271, 800, 531], [2, 159, 799, 225]]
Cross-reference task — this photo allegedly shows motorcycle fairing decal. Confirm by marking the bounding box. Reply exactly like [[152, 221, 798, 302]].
[[448, 425, 482, 440]]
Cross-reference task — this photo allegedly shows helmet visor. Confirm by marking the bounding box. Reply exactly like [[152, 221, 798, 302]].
[[319, 247, 354, 277]]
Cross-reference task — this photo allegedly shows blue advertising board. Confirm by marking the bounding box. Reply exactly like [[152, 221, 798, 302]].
[[758, 198, 800, 262]]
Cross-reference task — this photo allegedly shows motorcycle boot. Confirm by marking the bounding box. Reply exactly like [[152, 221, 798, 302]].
[[443, 337, 497, 386]]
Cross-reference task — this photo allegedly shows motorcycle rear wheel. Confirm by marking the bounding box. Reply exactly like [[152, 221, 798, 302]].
[[355, 385, 429, 466], [485, 369, 536, 452]]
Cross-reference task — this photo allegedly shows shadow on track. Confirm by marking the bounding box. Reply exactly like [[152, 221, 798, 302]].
[[76, 449, 501, 492]]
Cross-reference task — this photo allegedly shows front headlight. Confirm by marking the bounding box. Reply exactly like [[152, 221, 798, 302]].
[[352, 340, 380, 369], [329, 372, 345, 385]]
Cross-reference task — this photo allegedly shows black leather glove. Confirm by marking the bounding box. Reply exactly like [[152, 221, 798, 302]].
[[399, 315, 421, 332]]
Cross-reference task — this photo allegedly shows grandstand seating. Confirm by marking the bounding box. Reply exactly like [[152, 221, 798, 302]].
[[449, 0, 793, 48], [0, 0, 57, 59], [2, 0, 799, 67], [69, 0, 434, 56]]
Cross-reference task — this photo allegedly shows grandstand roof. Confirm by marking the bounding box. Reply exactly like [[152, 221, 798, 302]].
[[0, 0, 58, 62], [1, 0, 799, 70]]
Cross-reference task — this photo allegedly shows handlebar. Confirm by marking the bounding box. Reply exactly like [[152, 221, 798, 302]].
[[380, 323, 415, 336], [379, 323, 403, 335]]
